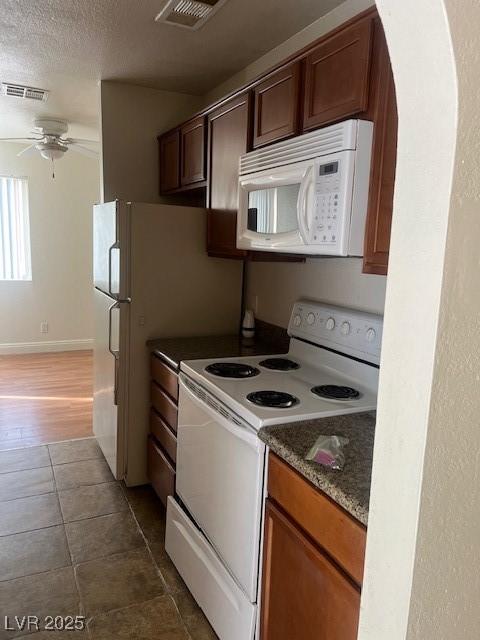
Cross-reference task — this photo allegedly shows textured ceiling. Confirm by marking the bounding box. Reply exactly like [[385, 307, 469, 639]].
[[0, 0, 343, 139]]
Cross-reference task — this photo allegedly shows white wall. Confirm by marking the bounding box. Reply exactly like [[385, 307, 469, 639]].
[[358, 0, 480, 638], [100, 81, 203, 203], [247, 258, 386, 327], [0, 142, 99, 352], [204, 0, 384, 327], [404, 0, 480, 636], [357, 0, 458, 635]]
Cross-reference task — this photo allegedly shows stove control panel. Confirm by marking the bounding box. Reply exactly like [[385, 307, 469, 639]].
[[288, 300, 383, 365]]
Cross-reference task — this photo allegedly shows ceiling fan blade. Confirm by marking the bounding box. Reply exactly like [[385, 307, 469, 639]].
[[63, 137, 98, 145], [68, 143, 99, 159], [17, 144, 38, 157], [0, 137, 39, 141]]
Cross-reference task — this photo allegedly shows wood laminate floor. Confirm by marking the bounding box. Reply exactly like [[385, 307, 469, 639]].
[[0, 351, 93, 451]]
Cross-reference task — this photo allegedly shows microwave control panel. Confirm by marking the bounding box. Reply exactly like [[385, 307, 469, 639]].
[[310, 151, 355, 252]]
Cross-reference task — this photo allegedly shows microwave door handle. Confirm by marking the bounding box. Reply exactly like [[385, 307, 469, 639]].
[[297, 167, 312, 243]]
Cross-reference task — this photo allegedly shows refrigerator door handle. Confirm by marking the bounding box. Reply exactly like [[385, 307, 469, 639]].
[[108, 241, 120, 299], [108, 300, 120, 358], [108, 301, 120, 405], [113, 357, 119, 406]]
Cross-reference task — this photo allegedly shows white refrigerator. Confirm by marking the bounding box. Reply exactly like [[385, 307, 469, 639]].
[[93, 201, 243, 486]]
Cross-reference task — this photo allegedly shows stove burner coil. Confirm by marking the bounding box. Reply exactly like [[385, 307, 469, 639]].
[[247, 390, 299, 408], [311, 385, 361, 400], [205, 362, 260, 379], [259, 358, 300, 371]]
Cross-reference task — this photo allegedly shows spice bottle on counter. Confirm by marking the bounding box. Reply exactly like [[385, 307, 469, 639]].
[[242, 309, 255, 339]]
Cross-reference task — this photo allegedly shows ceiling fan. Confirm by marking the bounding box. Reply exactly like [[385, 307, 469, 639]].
[[0, 118, 99, 176]]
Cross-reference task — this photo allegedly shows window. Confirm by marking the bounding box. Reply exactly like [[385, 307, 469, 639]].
[[0, 176, 32, 281]]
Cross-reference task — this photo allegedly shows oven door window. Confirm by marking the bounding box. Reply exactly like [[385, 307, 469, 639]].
[[247, 184, 300, 234]]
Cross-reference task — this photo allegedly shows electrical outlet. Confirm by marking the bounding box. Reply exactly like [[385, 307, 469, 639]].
[[40, 321, 48, 334]]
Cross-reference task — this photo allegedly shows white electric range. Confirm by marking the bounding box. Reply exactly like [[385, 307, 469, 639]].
[[165, 300, 383, 640]]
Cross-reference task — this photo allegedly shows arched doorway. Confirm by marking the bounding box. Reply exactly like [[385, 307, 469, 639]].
[[360, 1, 480, 638]]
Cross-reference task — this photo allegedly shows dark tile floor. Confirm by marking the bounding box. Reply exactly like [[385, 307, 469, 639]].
[[0, 439, 218, 639]]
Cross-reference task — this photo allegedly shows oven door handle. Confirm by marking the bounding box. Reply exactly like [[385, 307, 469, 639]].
[[179, 377, 261, 450], [297, 166, 312, 244]]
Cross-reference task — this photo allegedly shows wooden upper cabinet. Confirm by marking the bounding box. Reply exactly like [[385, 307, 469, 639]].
[[207, 92, 251, 258], [363, 18, 397, 275], [156, 9, 395, 270], [253, 62, 301, 148], [303, 18, 373, 131], [181, 116, 206, 187], [159, 129, 180, 193], [260, 500, 361, 640]]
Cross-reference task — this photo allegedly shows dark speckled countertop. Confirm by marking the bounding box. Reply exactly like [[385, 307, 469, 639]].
[[259, 411, 376, 525], [147, 334, 286, 372]]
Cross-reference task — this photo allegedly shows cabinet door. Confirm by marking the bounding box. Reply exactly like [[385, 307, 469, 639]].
[[253, 62, 301, 148], [207, 93, 251, 258], [260, 500, 360, 640], [303, 18, 373, 130], [362, 19, 398, 275], [181, 116, 206, 186], [159, 129, 180, 193]]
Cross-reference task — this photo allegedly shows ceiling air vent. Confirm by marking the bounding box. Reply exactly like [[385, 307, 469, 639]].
[[155, 0, 229, 30], [1, 83, 49, 102]]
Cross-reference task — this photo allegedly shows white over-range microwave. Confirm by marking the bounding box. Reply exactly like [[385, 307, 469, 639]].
[[237, 119, 373, 256]]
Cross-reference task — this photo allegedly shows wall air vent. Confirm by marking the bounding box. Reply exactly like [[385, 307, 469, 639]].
[[1, 83, 49, 102], [155, 0, 229, 30]]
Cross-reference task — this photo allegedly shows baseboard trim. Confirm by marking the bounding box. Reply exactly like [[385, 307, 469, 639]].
[[0, 339, 94, 355]]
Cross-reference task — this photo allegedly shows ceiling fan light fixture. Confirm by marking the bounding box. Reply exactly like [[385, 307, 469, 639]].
[[37, 142, 67, 161]]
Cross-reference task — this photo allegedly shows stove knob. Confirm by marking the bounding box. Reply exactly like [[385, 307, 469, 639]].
[[306, 312, 315, 326], [293, 314, 302, 327], [326, 317, 335, 331], [341, 321, 351, 336], [366, 328, 376, 342]]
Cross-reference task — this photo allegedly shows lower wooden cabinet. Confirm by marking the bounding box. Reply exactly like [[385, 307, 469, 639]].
[[260, 453, 365, 640], [151, 355, 179, 402], [150, 409, 177, 464], [151, 381, 178, 433], [267, 452, 366, 584], [260, 500, 361, 640], [148, 354, 179, 507], [147, 436, 175, 508]]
